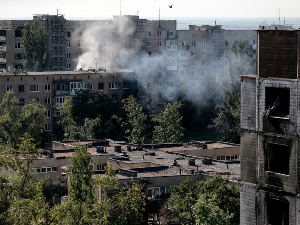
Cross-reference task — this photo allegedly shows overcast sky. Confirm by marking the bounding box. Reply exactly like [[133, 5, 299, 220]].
[[2, 0, 300, 19]]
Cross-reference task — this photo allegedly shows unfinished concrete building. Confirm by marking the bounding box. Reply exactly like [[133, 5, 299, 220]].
[[240, 30, 300, 224]]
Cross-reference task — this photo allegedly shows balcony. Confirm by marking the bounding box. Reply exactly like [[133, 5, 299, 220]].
[[0, 58, 6, 63], [55, 90, 70, 96], [0, 36, 6, 41]]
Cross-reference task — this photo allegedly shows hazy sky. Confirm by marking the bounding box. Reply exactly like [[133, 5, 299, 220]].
[[2, 0, 300, 19]]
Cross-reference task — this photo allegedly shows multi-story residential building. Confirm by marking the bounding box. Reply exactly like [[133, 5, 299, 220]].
[[0, 69, 136, 143], [0, 14, 256, 106], [240, 29, 300, 224]]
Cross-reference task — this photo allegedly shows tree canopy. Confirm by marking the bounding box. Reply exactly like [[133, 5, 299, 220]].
[[161, 175, 240, 225], [152, 101, 184, 144], [210, 40, 256, 143], [0, 91, 47, 147], [22, 20, 47, 71], [122, 95, 147, 144]]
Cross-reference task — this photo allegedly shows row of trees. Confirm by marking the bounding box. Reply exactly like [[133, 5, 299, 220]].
[[0, 137, 145, 224]]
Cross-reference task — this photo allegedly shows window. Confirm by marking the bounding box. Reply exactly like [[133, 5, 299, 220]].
[[6, 86, 13, 92], [267, 198, 289, 225], [191, 41, 195, 46], [158, 41, 162, 47], [122, 42, 126, 47], [111, 95, 117, 102], [201, 51, 206, 56], [67, 31, 71, 37], [67, 53, 71, 59], [19, 98, 25, 106], [78, 32, 82, 37], [45, 84, 51, 92], [98, 82, 104, 90], [147, 42, 151, 47], [264, 87, 290, 118], [123, 31, 127, 37], [67, 64, 71, 69], [147, 83, 151, 88], [31, 98, 39, 103], [15, 53, 23, 60], [56, 97, 65, 104], [46, 111, 51, 118], [15, 42, 22, 49], [191, 51, 195, 56], [157, 30, 162, 36], [96, 164, 107, 171], [66, 42, 71, 48], [147, 31, 151, 37], [18, 85, 25, 92], [157, 72, 162, 78], [78, 42, 82, 48], [45, 124, 51, 131], [158, 82, 162, 88], [109, 82, 118, 89], [45, 98, 51, 104], [201, 41, 206, 46], [30, 85, 39, 92], [147, 187, 171, 200], [15, 29, 22, 37], [225, 40, 228, 46], [111, 31, 116, 37], [201, 61, 206, 66], [266, 143, 290, 175]]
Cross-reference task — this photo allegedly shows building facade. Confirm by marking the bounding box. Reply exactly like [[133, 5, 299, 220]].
[[0, 69, 136, 143], [240, 30, 300, 224], [0, 14, 256, 105]]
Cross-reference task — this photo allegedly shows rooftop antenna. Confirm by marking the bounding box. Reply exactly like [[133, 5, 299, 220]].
[[137, 10, 139, 16], [159, 7, 161, 28], [57, 9, 58, 15], [120, 0, 121, 16], [276, 8, 280, 25]]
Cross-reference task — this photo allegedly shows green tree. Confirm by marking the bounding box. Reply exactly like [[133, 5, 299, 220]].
[[94, 166, 146, 225], [152, 101, 184, 143], [122, 96, 147, 144], [22, 19, 47, 71], [211, 74, 241, 143], [53, 144, 95, 225], [162, 175, 240, 225], [0, 91, 47, 147], [0, 134, 51, 225], [57, 96, 77, 141], [112, 183, 146, 225], [193, 195, 232, 225], [76, 117, 101, 140], [210, 40, 256, 143]]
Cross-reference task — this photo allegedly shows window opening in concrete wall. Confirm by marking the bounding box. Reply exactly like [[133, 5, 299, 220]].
[[267, 198, 289, 225], [0, 30, 6, 36], [98, 82, 104, 90], [19, 98, 25, 106], [266, 143, 290, 175], [15, 28, 22, 37], [264, 87, 290, 119], [18, 85, 24, 92]]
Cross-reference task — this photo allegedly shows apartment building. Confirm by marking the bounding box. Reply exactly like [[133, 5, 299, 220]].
[[0, 69, 136, 143], [240, 30, 300, 224], [0, 14, 256, 105]]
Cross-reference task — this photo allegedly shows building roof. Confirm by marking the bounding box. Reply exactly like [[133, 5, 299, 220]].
[[50, 139, 240, 182]]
